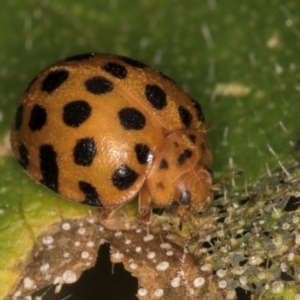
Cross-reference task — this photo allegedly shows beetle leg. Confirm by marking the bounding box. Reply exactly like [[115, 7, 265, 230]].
[[138, 184, 152, 224], [99, 207, 116, 222]]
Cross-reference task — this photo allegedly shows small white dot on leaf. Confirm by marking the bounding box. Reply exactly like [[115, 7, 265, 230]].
[[81, 251, 89, 259], [40, 263, 50, 273], [138, 288, 147, 296], [166, 250, 173, 256], [171, 277, 180, 287], [201, 263, 212, 271], [156, 261, 169, 271], [86, 216, 95, 223], [136, 228, 142, 233], [13, 291, 21, 298], [125, 239, 131, 244], [23, 277, 34, 289], [87, 241, 94, 247], [217, 269, 227, 278], [42, 236, 54, 245], [130, 262, 137, 269], [271, 281, 284, 293], [147, 252, 156, 259], [219, 280, 227, 289], [115, 231, 122, 237], [160, 243, 172, 249], [154, 289, 164, 297], [135, 247, 142, 253], [193, 277, 205, 287], [188, 288, 194, 295], [74, 241, 80, 246], [53, 276, 62, 285], [78, 228, 86, 235], [62, 270, 77, 284], [62, 223, 71, 230], [55, 284, 62, 293], [295, 293, 300, 300], [226, 290, 236, 300], [112, 251, 124, 260], [143, 234, 154, 242], [99, 225, 104, 231]]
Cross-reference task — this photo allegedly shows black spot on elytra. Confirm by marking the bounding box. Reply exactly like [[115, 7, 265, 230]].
[[39, 144, 59, 193], [159, 159, 168, 169], [118, 56, 147, 68], [29, 104, 47, 131], [73, 138, 97, 166], [65, 53, 95, 61], [191, 99, 205, 122], [188, 134, 196, 143], [63, 100, 92, 127], [178, 105, 193, 127], [112, 164, 139, 190], [18, 142, 29, 168], [102, 62, 127, 79], [177, 149, 193, 165], [15, 105, 23, 130], [118, 108, 146, 130], [145, 84, 167, 110], [179, 191, 191, 205], [135, 144, 152, 164], [85, 76, 113, 94], [79, 181, 102, 207], [41, 69, 69, 93]]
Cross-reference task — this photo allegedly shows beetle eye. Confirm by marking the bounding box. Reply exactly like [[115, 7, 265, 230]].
[[179, 191, 191, 205]]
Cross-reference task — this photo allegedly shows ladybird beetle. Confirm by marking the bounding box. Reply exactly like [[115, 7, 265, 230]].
[[11, 53, 213, 222]]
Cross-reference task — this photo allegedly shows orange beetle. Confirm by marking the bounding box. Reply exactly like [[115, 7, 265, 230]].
[[11, 53, 213, 222]]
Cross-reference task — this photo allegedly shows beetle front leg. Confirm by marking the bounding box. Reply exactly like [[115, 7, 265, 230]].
[[138, 184, 152, 224]]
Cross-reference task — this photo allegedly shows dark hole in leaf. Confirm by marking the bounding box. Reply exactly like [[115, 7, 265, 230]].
[[213, 193, 224, 200], [239, 259, 248, 266], [240, 197, 250, 205], [259, 259, 273, 269], [216, 216, 226, 223], [251, 282, 257, 289], [215, 204, 225, 209], [30, 244, 138, 300], [152, 207, 166, 215], [202, 237, 218, 248], [280, 272, 294, 281], [235, 287, 251, 300], [284, 196, 300, 211], [235, 230, 250, 239]]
